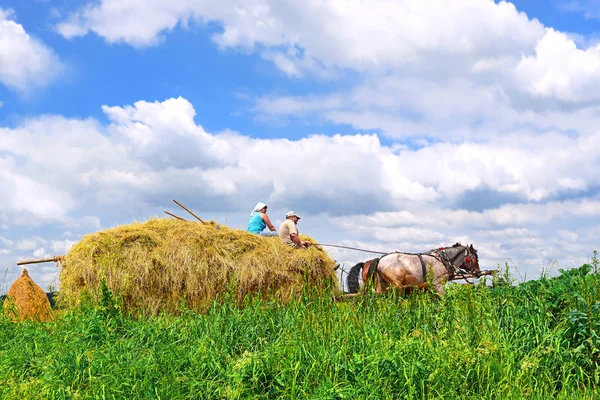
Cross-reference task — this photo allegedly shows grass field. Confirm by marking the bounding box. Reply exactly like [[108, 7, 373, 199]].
[[1, 253, 599, 399]]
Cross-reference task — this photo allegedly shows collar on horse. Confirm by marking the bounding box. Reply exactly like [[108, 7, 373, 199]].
[[413, 246, 471, 281]]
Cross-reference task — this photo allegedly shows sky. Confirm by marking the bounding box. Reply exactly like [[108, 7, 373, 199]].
[[1, 0, 599, 293]]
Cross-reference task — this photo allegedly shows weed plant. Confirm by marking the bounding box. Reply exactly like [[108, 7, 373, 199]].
[[1, 252, 599, 399]]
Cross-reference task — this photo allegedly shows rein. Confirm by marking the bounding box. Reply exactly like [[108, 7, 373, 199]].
[[314, 243, 389, 255]]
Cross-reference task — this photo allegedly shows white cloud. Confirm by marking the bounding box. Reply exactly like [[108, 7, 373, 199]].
[[0, 96, 598, 291], [515, 29, 600, 103], [57, 1, 543, 67], [0, 157, 76, 221], [57, 0, 600, 108], [332, 198, 600, 232], [33, 247, 48, 258], [51, 239, 76, 254], [2, 97, 598, 220], [16, 237, 48, 251], [0, 8, 65, 92]]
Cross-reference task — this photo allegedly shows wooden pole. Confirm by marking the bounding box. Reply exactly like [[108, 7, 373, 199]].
[[451, 270, 498, 280], [164, 211, 188, 221], [172, 199, 205, 223], [17, 256, 64, 266]]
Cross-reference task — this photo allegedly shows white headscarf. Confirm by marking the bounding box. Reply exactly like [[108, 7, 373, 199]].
[[250, 202, 267, 217]]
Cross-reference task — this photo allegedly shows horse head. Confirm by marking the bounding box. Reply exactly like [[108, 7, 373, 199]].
[[445, 243, 480, 273], [462, 244, 480, 273]]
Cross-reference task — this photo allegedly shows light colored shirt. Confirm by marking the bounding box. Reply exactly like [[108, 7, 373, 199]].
[[278, 219, 299, 247]]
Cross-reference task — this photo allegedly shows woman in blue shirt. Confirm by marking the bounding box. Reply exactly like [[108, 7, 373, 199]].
[[247, 202, 276, 235]]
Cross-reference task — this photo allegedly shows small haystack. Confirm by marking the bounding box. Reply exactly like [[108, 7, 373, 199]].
[[3, 268, 54, 322], [60, 218, 337, 313]]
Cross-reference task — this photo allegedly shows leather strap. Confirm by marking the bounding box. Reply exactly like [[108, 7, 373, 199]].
[[417, 254, 427, 280]]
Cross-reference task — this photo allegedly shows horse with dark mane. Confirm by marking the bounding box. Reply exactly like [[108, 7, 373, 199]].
[[346, 243, 480, 295]]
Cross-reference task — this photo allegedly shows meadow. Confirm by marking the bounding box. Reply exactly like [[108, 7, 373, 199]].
[[1, 252, 599, 399]]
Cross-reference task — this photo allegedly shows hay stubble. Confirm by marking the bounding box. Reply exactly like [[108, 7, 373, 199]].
[[60, 218, 337, 313]]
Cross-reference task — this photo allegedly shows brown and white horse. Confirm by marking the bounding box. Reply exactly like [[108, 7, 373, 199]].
[[346, 243, 480, 295]]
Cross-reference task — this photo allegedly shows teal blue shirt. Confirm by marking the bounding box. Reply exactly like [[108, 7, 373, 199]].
[[247, 213, 267, 234]]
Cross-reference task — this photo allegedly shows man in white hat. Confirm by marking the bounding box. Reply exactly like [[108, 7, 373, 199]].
[[278, 211, 311, 248]]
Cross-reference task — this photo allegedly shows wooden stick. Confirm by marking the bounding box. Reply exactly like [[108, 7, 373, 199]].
[[17, 256, 64, 266], [450, 270, 499, 281], [334, 293, 362, 302], [172, 199, 205, 223], [164, 211, 188, 221]]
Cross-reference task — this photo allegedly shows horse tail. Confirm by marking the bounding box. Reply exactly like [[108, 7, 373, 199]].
[[346, 258, 382, 293], [346, 262, 364, 293]]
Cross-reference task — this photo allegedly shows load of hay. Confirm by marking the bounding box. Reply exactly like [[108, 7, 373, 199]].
[[60, 218, 337, 313], [3, 268, 54, 322]]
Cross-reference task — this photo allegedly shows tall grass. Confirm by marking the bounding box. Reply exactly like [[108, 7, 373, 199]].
[[1, 253, 599, 399]]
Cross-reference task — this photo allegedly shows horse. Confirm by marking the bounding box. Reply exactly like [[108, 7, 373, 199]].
[[346, 243, 480, 295]]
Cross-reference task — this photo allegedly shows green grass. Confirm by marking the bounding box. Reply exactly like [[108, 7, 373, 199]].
[[1, 252, 599, 399]]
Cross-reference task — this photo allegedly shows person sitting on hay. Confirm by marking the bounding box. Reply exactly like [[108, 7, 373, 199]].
[[247, 202, 277, 236], [278, 211, 311, 248]]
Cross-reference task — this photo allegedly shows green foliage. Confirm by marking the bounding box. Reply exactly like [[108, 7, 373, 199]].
[[2, 256, 600, 398], [491, 262, 515, 288]]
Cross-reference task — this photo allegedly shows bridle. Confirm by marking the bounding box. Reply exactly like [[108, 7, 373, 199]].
[[462, 246, 479, 273], [431, 245, 478, 278]]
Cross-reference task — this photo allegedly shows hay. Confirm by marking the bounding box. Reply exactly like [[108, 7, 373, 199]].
[[60, 218, 337, 313], [3, 268, 54, 322]]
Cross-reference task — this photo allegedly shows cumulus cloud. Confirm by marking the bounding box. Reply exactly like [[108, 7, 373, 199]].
[[0, 8, 65, 92], [55, 0, 593, 139], [56, 0, 600, 109], [515, 29, 600, 103], [253, 72, 600, 140], [57, 1, 542, 66], [6, 0, 600, 288], [0, 97, 598, 288], [4, 97, 597, 224], [29, 240, 76, 258]]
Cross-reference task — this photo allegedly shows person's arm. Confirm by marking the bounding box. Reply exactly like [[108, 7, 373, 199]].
[[261, 213, 276, 231], [290, 233, 308, 248]]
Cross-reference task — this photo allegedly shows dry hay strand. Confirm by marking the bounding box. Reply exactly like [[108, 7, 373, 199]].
[[60, 218, 337, 314], [3, 268, 54, 322]]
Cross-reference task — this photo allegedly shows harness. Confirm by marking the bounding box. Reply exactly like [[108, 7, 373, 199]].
[[429, 247, 478, 282], [429, 248, 456, 275], [417, 254, 427, 281], [362, 258, 382, 285], [363, 245, 476, 285]]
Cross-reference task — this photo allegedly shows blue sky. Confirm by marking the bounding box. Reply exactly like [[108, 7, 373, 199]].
[[1, 0, 354, 139], [1, 0, 599, 292]]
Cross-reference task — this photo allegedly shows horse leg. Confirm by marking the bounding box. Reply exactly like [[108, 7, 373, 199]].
[[376, 275, 389, 294], [432, 275, 449, 295]]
